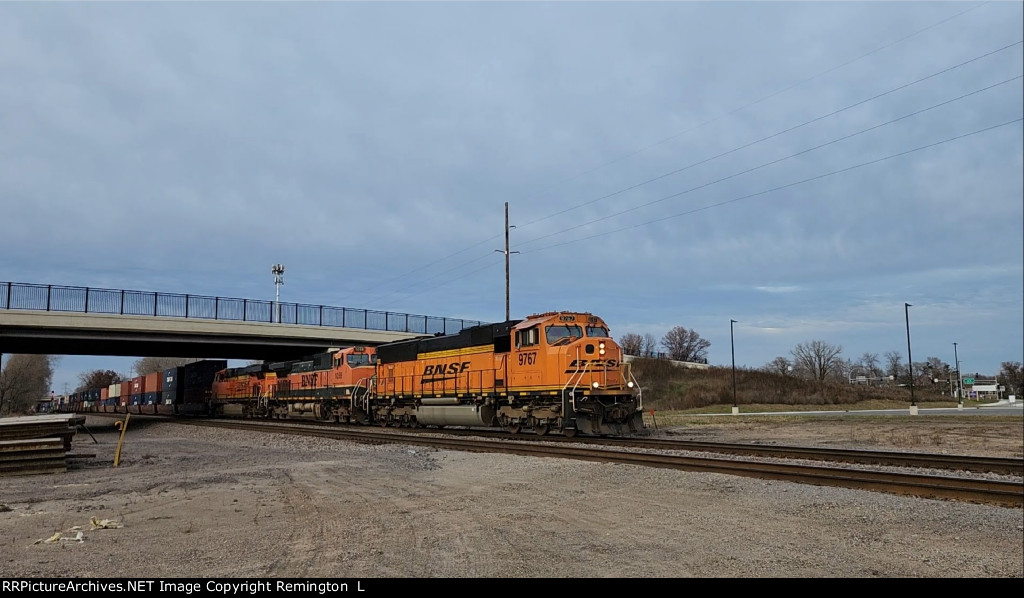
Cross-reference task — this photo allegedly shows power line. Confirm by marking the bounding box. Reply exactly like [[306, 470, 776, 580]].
[[519, 118, 1023, 254], [516, 73, 1022, 249], [338, 5, 994, 303], [364, 41, 1022, 306], [514, 40, 1023, 248], [514, 1, 995, 226]]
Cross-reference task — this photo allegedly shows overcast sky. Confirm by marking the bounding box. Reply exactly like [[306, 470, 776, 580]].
[[1, 1, 1021, 394]]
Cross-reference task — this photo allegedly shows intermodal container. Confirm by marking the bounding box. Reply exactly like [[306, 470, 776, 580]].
[[130, 394, 143, 406], [131, 376, 146, 396], [144, 392, 158, 405], [184, 360, 227, 389], [182, 360, 227, 403], [144, 372, 162, 394], [164, 367, 179, 391], [101, 388, 109, 402], [163, 367, 182, 404]]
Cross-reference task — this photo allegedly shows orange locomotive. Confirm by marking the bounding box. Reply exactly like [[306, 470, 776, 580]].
[[372, 311, 644, 436], [210, 346, 377, 421]]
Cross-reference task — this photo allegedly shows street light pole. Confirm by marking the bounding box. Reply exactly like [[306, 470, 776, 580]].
[[730, 319, 738, 414], [953, 342, 962, 407], [905, 302, 916, 412]]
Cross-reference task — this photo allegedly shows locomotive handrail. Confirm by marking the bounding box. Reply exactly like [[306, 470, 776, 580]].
[[0, 281, 486, 336], [563, 346, 591, 414]]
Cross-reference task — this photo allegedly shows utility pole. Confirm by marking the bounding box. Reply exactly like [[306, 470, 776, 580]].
[[953, 342, 962, 406], [905, 302, 916, 410], [494, 202, 519, 321], [730, 320, 738, 414]]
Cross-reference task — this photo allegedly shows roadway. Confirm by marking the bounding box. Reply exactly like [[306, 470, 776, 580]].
[[728, 399, 1023, 417]]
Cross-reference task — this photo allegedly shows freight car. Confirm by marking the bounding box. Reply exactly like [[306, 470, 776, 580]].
[[65, 310, 646, 437]]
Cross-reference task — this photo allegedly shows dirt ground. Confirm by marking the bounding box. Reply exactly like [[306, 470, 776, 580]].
[[1, 414, 1021, 579]]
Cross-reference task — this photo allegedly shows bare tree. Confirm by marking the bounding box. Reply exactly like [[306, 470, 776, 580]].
[[884, 351, 903, 382], [791, 340, 843, 381], [998, 361, 1022, 397], [641, 333, 659, 358], [764, 356, 792, 376], [618, 333, 643, 356], [833, 358, 854, 382], [661, 326, 710, 362], [132, 357, 195, 377], [858, 352, 881, 377], [77, 369, 124, 392], [0, 354, 58, 415]]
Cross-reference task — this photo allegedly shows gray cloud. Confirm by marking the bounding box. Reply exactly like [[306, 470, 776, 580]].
[[0, 1, 1020, 392]]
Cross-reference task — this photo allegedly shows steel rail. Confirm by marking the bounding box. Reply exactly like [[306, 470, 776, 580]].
[[180, 419, 1023, 508]]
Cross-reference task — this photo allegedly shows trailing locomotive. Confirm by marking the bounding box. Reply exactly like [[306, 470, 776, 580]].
[[210, 346, 377, 422], [62, 310, 646, 437]]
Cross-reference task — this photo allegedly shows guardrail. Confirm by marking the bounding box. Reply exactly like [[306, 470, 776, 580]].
[[0, 282, 484, 336]]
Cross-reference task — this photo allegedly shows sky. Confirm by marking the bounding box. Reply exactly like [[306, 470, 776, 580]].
[[1, 1, 1021, 394]]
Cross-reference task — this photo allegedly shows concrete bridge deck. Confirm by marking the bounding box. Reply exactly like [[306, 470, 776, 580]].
[[0, 309, 423, 361]]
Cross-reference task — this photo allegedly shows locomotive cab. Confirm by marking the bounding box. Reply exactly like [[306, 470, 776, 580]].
[[506, 312, 644, 436]]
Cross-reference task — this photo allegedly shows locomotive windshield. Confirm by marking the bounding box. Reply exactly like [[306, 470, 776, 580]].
[[585, 326, 609, 337], [546, 325, 582, 345], [347, 354, 376, 367]]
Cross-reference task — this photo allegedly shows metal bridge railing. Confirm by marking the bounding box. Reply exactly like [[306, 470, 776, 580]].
[[0, 281, 483, 336]]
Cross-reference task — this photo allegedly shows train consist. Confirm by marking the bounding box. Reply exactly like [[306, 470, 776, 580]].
[[60, 311, 646, 436]]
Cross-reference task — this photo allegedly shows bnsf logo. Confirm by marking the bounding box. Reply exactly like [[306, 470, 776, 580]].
[[566, 359, 618, 369], [422, 362, 470, 376], [301, 373, 319, 387]]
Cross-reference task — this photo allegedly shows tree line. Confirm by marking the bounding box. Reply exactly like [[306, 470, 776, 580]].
[[612, 325, 1023, 398], [761, 340, 1023, 397]]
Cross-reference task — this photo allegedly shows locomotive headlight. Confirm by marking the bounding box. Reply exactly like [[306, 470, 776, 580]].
[[598, 341, 606, 355], [627, 381, 634, 388], [592, 381, 600, 388]]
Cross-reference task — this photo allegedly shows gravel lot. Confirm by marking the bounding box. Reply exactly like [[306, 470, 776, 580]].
[[1, 414, 1021, 578]]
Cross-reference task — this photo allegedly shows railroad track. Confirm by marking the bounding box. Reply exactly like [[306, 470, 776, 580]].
[[176, 418, 1023, 508], [379, 425, 1024, 476]]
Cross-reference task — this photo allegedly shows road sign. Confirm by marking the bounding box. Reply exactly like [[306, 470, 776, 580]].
[[963, 377, 975, 385]]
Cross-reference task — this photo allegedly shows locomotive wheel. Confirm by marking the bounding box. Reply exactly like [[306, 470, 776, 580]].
[[534, 423, 549, 436], [507, 423, 521, 435], [563, 427, 578, 438]]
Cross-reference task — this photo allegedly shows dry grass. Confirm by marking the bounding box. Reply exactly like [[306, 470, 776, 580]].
[[630, 358, 993, 412]]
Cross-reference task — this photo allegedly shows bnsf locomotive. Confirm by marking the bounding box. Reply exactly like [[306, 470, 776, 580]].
[[65, 311, 646, 437]]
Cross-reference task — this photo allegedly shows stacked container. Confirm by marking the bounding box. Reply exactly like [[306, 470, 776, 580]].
[[108, 383, 121, 407], [182, 360, 227, 404], [162, 367, 181, 405], [144, 371, 162, 405], [130, 376, 145, 406], [120, 381, 131, 406]]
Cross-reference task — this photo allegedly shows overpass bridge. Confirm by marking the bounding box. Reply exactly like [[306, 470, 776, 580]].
[[0, 282, 486, 361]]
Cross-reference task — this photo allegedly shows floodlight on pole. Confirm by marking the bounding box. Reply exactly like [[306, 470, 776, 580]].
[[272, 264, 285, 323]]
